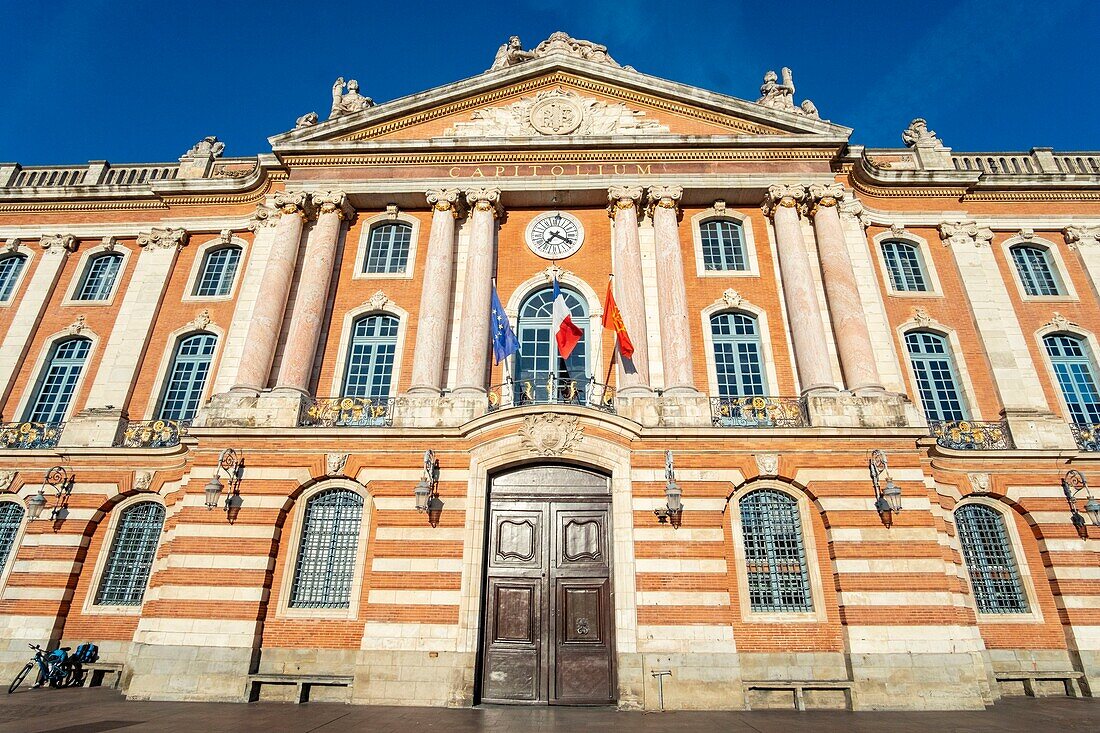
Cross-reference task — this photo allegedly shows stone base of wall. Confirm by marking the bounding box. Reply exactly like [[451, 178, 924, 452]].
[[848, 651, 992, 710], [123, 643, 255, 702]]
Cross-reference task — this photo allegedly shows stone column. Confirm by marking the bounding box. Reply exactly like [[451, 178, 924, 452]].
[[609, 186, 651, 394], [275, 191, 353, 394], [765, 184, 837, 394], [408, 189, 463, 394], [647, 186, 696, 394], [232, 191, 308, 394], [808, 184, 883, 393], [452, 188, 501, 395]]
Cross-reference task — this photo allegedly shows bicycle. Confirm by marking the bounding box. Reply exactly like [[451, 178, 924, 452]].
[[8, 644, 82, 694]]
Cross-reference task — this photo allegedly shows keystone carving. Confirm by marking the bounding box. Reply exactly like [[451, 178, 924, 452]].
[[721, 288, 744, 308], [967, 472, 991, 493], [326, 453, 349, 476], [939, 221, 993, 248], [912, 307, 933, 328], [1065, 226, 1100, 250], [0, 470, 16, 493], [67, 314, 87, 335], [137, 227, 189, 250], [755, 453, 779, 476], [1046, 312, 1074, 331], [366, 290, 391, 311], [40, 234, 77, 254], [133, 471, 153, 492], [191, 309, 213, 330], [519, 414, 584, 457]]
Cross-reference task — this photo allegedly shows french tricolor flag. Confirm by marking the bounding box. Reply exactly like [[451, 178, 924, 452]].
[[552, 278, 583, 360]]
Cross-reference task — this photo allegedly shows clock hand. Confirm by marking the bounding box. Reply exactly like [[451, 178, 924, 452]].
[[547, 231, 569, 244]]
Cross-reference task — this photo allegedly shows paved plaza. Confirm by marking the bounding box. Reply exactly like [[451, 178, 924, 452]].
[[0, 689, 1097, 733]]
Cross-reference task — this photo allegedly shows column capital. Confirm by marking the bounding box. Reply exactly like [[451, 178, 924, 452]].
[[646, 185, 683, 217], [311, 190, 355, 221], [464, 188, 503, 217], [137, 227, 189, 250], [272, 190, 309, 219], [607, 185, 644, 218], [939, 221, 993, 248], [39, 234, 77, 254], [762, 184, 807, 218], [806, 183, 846, 217], [1065, 225, 1100, 250], [427, 188, 465, 218]]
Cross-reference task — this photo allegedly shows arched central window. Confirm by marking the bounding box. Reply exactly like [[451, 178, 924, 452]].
[[739, 489, 813, 612], [1044, 334, 1100, 425], [158, 333, 217, 421], [905, 331, 967, 421], [711, 312, 766, 397], [343, 314, 399, 398], [94, 501, 165, 606], [290, 488, 364, 609], [0, 253, 27, 302], [700, 219, 747, 271], [881, 240, 929, 292], [0, 502, 24, 575], [1011, 245, 1062, 296], [955, 504, 1028, 614], [515, 287, 589, 395], [363, 222, 412, 274], [25, 337, 91, 424], [193, 246, 241, 297], [75, 252, 123, 301]]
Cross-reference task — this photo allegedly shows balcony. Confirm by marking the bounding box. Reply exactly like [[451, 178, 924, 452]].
[[1070, 423, 1100, 452], [929, 420, 1014, 450], [117, 419, 189, 448], [300, 397, 394, 427], [0, 421, 63, 449], [487, 378, 616, 414], [711, 396, 807, 428]]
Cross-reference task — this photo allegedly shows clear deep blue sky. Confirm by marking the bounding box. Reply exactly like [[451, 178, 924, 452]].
[[2, 0, 1097, 165]]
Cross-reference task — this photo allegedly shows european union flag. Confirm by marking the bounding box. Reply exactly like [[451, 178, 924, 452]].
[[490, 286, 520, 365]]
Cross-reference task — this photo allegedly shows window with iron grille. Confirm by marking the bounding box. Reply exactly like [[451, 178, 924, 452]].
[[955, 503, 1028, 614], [157, 333, 217, 421], [363, 223, 412, 274], [881, 240, 929, 292], [711, 312, 766, 397], [289, 489, 364, 608], [516, 287, 589, 389], [739, 489, 813, 612], [94, 502, 165, 606], [0, 502, 24, 575], [700, 219, 747, 271], [75, 253, 123, 301], [905, 331, 968, 421], [1044, 333, 1100, 425], [1011, 245, 1062, 296], [343, 314, 399, 398], [193, 246, 241, 297], [0, 254, 27, 301], [24, 337, 91, 424]]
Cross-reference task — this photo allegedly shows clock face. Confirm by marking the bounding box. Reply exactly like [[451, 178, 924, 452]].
[[525, 211, 584, 260]]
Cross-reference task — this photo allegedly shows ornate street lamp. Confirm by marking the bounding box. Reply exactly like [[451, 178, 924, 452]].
[[869, 450, 902, 518], [25, 466, 73, 521], [204, 449, 244, 522], [654, 450, 683, 528], [414, 450, 441, 526], [1062, 470, 1100, 529]]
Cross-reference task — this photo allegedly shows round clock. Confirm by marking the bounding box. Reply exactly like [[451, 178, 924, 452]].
[[525, 211, 584, 260]]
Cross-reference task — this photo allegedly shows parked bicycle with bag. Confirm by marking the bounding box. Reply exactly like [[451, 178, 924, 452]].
[[8, 642, 98, 693]]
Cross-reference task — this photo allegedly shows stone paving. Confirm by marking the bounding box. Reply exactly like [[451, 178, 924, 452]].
[[0, 688, 1097, 733]]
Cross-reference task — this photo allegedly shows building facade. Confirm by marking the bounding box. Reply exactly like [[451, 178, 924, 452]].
[[0, 32, 1098, 711]]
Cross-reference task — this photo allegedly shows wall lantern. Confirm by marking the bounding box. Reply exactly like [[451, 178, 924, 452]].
[[1062, 470, 1100, 530], [25, 466, 73, 521], [869, 449, 902, 518], [414, 450, 441, 527], [204, 448, 244, 522], [654, 450, 683, 528]]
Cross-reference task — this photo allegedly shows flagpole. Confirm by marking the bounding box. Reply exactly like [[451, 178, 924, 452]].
[[602, 273, 617, 388]]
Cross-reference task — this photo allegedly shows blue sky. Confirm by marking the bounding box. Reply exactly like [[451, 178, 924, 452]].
[[2, 0, 1097, 165]]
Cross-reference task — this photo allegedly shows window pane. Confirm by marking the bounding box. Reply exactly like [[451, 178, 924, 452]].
[[76, 253, 123, 301], [95, 502, 165, 606], [0, 503, 24, 574], [1044, 334, 1100, 424], [290, 489, 364, 608], [740, 489, 813, 612], [0, 255, 27, 301], [193, 246, 241, 296], [25, 338, 91, 423], [881, 241, 928, 292], [905, 332, 967, 421], [955, 504, 1028, 613], [364, 223, 412, 274], [700, 220, 747, 271], [158, 334, 217, 421], [344, 315, 399, 398], [710, 312, 766, 397], [1012, 246, 1061, 296]]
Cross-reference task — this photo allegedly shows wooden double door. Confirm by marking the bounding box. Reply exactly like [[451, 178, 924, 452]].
[[479, 466, 615, 705]]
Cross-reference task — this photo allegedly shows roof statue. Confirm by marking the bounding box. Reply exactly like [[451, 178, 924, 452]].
[[755, 67, 820, 120], [330, 77, 375, 119], [489, 32, 627, 71], [902, 118, 943, 147]]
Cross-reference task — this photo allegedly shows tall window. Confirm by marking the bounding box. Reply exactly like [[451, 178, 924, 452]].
[[193, 246, 241, 297], [94, 502, 165, 606], [711, 312, 766, 397], [881, 240, 929, 292], [700, 219, 747, 271], [0, 502, 24, 575], [158, 333, 217, 421], [1044, 333, 1100, 425], [289, 488, 364, 609], [905, 331, 967, 421], [363, 222, 412, 274], [343, 314, 399, 398], [24, 338, 91, 424], [955, 504, 1028, 614], [0, 254, 27, 301], [75, 252, 123, 301], [740, 489, 813, 612], [516, 287, 589, 389], [1011, 245, 1062, 296]]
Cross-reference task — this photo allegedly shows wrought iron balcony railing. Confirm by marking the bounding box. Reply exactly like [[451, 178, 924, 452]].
[[711, 396, 807, 428], [1070, 423, 1100, 452], [117, 419, 189, 448], [0, 421, 63, 449], [487, 377, 615, 414], [300, 396, 394, 427], [929, 419, 1014, 450]]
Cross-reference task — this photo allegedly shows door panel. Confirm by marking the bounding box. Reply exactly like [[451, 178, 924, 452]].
[[482, 577, 543, 702], [554, 579, 613, 703]]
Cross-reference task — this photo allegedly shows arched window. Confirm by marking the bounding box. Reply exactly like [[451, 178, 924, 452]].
[[1011, 245, 1062, 296], [1044, 333, 1100, 424], [94, 501, 165, 606], [0, 502, 24, 575], [700, 219, 747, 271], [75, 252, 123, 301], [955, 503, 1028, 614], [0, 253, 27, 301], [193, 246, 241, 296], [905, 331, 967, 421], [710, 312, 766, 397], [24, 337, 91, 423], [739, 489, 813, 612], [158, 333, 217, 421], [516, 287, 589, 394], [881, 240, 929, 292], [363, 222, 412, 274], [343, 314, 399, 398], [289, 488, 364, 608]]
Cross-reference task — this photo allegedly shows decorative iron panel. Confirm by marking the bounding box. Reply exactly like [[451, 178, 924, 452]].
[[1070, 423, 1100, 451], [94, 502, 165, 606], [300, 396, 393, 427], [0, 421, 63, 449], [487, 377, 615, 413], [711, 396, 806, 428], [739, 489, 813, 612], [289, 489, 364, 608], [117, 419, 189, 448], [955, 504, 1028, 614], [929, 420, 1013, 450]]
